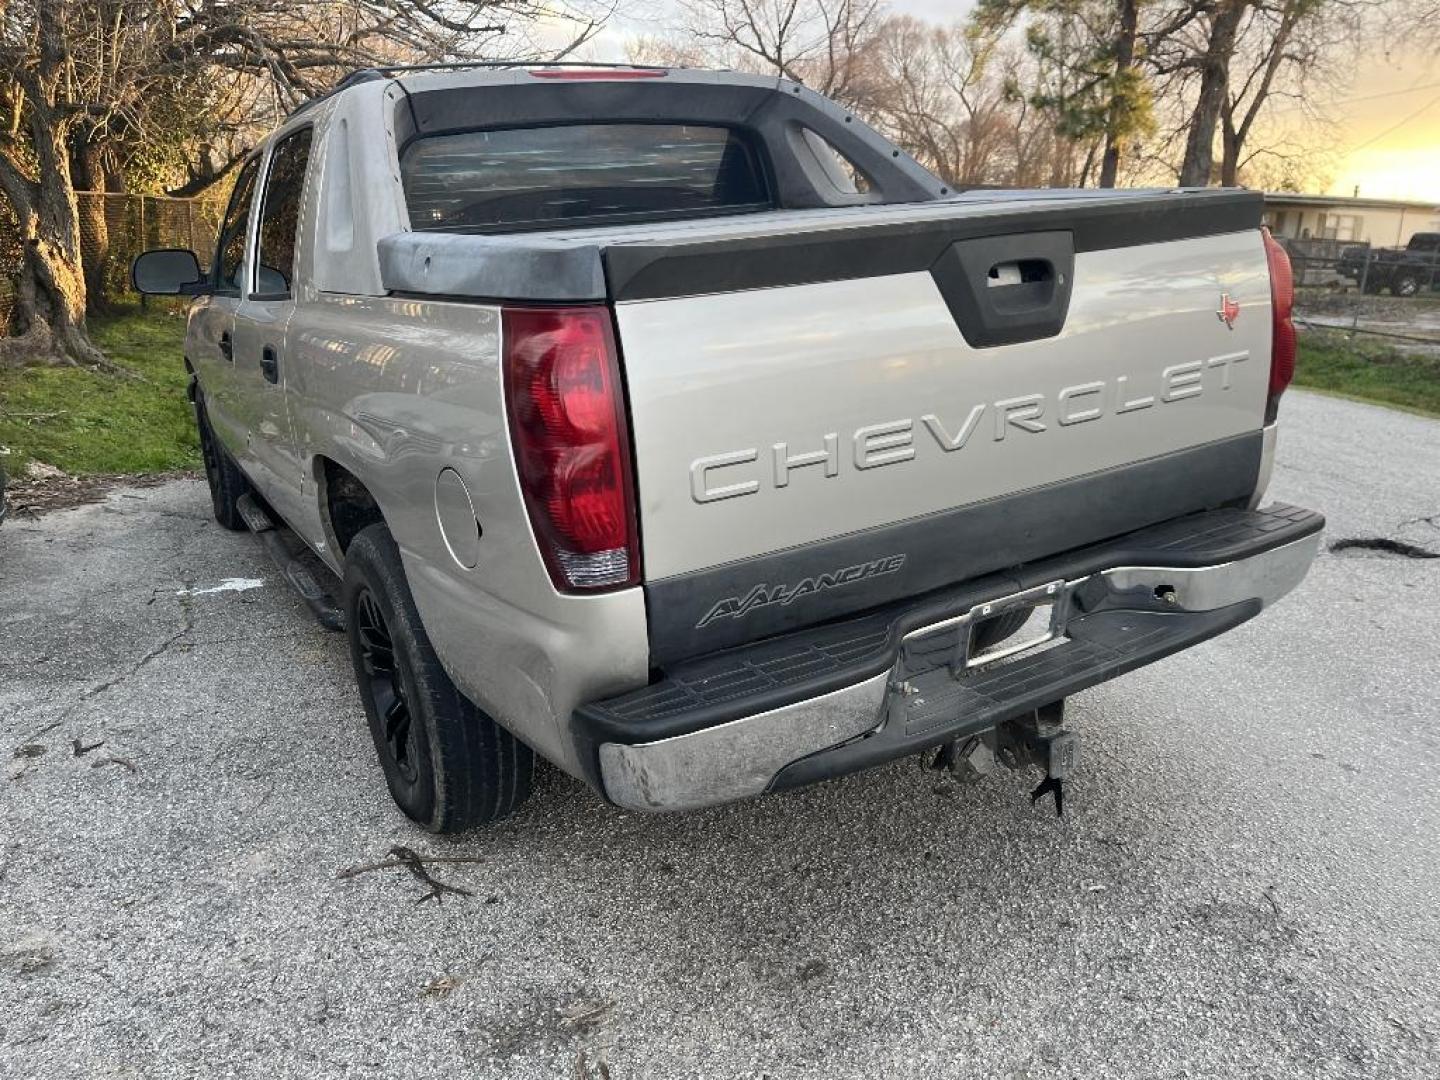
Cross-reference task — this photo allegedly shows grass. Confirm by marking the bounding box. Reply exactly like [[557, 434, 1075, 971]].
[[1293, 329, 1440, 419], [0, 303, 198, 476]]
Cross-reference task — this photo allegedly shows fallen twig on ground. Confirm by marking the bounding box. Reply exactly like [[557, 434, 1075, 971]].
[[1330, 537, 1440, 559], [559, 999, 614, 1031], [420, 974, 463, 999], [1262, 886, 1281, 918], [337, 845, 481, 904], [336, 851, 487, 880]]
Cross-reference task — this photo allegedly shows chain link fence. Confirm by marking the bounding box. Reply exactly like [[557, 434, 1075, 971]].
[[1276, 237, 1440, 354], [0, 191, 228, 333], [1279, 237, 1440, 297]]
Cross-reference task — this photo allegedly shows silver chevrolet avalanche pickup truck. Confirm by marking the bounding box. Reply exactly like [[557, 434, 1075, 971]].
[[133, 64, 1322, 832]]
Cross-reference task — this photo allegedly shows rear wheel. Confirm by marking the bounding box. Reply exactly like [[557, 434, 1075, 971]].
[[195, 390, 250, 531], [1391, 272, 1420, 298], [343, 523, 534, 832]]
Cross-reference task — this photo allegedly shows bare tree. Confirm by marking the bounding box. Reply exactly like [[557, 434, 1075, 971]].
[[1167, 0, 1377, 187], [0, 0, 610, 368], [672, 0, 884, 105], [1219, 0, 1369, 185], [1171, 1, 1246, 185], [862, 17, 1018, 185]]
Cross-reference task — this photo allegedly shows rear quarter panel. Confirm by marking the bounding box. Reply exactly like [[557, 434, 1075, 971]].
[[282, 294, 650, 775]]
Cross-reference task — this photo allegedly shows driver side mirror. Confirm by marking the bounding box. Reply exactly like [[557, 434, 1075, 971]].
[[132, 249, 210, 296]]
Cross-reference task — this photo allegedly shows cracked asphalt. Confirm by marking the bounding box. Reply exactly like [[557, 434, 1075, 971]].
[[2, 389, 1438, 1079]]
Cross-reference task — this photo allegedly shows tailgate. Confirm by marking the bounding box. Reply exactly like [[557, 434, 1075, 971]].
[[611, 190, 1273, 661]]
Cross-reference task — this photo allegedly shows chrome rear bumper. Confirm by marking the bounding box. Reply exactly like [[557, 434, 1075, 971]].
[[594, 512, 1322, 812], [598, 673, 892, 813]]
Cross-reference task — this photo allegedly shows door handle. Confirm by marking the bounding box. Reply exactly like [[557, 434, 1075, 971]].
[[219, 332, 233, 362], [260, 345, 280, 385], [930, 230, 1075, 348]]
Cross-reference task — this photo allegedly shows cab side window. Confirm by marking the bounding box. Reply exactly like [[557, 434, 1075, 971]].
[[254, 128, 314, 299], [214, 157, 261, 294]]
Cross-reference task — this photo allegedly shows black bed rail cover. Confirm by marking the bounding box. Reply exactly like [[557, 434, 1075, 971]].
[[378, 187, 1262, 304]]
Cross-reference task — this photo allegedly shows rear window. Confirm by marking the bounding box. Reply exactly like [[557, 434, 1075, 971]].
[[401, 123, 771, 232]]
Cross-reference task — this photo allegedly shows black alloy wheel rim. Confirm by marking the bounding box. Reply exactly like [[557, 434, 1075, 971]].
[[355, 587, 418, 784]]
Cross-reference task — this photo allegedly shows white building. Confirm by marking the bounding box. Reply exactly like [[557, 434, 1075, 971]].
[[1263, 193, 1440, 248]]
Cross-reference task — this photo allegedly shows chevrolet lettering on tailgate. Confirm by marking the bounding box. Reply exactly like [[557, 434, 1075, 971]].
[[688, 354, 1250, 504]]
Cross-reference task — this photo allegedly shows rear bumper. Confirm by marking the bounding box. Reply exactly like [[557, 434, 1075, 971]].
[[578, 504, 1323, 811]]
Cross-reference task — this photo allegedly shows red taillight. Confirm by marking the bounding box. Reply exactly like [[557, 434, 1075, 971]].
[[503, 306, 639, 591], [1262, 227, 1296, 422], [529, 68, 666, 80]]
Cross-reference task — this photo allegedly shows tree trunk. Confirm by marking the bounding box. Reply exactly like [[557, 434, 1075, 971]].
[[0, 227, 101, 369], [71, 132, 113, 316], [0, 196, 107, 370], [1219, 0, 1304, 188], [1099, 0, 1140, 188], [0, 134, 106, 367], [1178, 0, 1247, 187], [1078, 138, 1100, 187], [1219, 114, 1241, 186], [0, 1, 109, 369]]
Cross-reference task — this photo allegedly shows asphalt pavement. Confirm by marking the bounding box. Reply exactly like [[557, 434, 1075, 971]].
[[2, 388, 1438, 1079]]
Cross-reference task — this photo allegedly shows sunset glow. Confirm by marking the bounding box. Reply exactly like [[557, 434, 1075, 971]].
[[1330, 144, 1440, 204], [1316, 44, 1440, 203]]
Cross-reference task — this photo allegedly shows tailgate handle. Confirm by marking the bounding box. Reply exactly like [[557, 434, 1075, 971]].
[[930, 230, 1074, 348]]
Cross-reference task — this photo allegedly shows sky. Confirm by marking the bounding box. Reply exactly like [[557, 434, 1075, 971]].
[[588, 0, 1440, 203], [1318, 51, 1440, 204]]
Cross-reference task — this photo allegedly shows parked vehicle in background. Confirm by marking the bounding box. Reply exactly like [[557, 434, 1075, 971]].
[[1338, 232, 1440, 296], [132, 63, 1322, 833]]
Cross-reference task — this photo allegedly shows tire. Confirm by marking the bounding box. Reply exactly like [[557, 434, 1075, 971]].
[[1391, 273, 1420, 298], [195, 390, 250, 531], [343, 523, 534, 832]]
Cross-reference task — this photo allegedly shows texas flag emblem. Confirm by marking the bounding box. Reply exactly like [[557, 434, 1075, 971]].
[[1217, 293, 1240, 329]]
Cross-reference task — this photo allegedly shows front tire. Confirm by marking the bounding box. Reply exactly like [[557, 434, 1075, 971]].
[[343, 523, 534, 832], [195, 390, 250, 531]]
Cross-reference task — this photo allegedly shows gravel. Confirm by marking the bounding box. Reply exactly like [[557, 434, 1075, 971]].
[[2, 388, 1438, 1079]]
